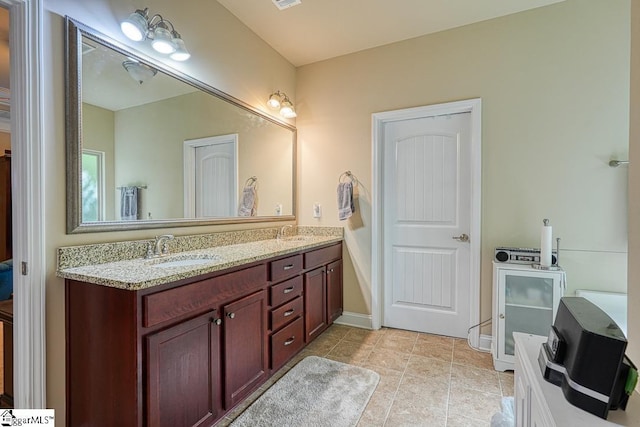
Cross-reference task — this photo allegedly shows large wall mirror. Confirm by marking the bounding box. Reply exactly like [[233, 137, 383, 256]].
[[65, 18, 296, 233]]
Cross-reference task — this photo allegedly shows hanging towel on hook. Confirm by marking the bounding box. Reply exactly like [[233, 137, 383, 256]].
[[337, 181, 355, 221], [120, 186, 139, 220], [238, 186, 257, 216]]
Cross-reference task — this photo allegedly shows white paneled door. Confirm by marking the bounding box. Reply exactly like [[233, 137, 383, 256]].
[[184, 134, 238, 218], [383, 112, 472, 338]]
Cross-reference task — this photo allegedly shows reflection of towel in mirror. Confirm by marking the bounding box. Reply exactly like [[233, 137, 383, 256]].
[[238, 186, 257, 216], [120, 186, 139, 220], [337, 182, 355, 221]]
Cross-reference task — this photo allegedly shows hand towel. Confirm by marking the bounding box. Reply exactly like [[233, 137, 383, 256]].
[[238, 186, 257, 217], [120, 186, 139, 221], [337, 181, 355, 221]]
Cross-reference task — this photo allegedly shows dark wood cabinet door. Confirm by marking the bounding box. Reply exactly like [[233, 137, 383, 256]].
[[304, 266, 327, 343], [223, 290, 268, 409], [147, 311, 222, 427], [326, 259, 343, 324]]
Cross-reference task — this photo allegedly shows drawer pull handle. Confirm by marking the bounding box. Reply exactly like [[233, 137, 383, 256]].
[[283, 286, 295, 294], [283, 309, 295, 317], [227, 312, 236, 319], [284, 337, 295, 346], [283, 264, 295, 270]]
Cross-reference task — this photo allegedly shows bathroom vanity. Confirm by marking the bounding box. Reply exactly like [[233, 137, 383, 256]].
[[59, 230, 342, 427]]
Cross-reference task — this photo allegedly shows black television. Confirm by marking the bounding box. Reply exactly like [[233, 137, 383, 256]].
[[538, 297, 638, 419]]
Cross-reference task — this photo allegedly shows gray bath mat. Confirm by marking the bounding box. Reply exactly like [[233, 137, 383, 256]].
[[230, 356, 380, 427]]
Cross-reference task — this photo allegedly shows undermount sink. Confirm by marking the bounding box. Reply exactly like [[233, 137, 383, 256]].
[[148, 254, 221, 268]]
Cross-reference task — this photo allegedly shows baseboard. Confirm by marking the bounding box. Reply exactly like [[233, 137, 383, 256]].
[[479, 334, 492, 352], [333, 311, 373, 330]]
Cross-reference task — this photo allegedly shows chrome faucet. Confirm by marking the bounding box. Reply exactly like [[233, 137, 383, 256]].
[[277, 225, 293, 239], [146, 234, 174, 258]]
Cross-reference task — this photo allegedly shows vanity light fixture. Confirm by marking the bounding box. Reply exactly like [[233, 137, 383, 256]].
[[267, 91, 297, 118], [120, 8, 191, 61]]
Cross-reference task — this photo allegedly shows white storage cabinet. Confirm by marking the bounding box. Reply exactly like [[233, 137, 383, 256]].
[[492, 262, 565, 371]]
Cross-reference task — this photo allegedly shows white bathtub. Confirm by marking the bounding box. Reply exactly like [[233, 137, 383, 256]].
[[575, 289, 627, 337]]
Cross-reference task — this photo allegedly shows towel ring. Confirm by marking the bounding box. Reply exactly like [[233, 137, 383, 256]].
[[339, 171, 358, 185], [245, 176, 258, 187]]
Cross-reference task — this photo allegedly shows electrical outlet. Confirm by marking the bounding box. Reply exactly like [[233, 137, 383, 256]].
[[313, 203, 322, 218], [275, 204, 282, 216]]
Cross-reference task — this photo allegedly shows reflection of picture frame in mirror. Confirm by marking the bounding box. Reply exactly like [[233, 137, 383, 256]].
[[65, 17, 296, 233]]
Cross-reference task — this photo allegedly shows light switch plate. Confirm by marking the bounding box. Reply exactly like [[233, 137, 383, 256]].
[[313, 203, 321, 218]]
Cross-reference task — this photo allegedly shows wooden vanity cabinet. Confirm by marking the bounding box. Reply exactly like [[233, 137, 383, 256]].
[[327, 259, 343, 324], [65, 242, 343, 427]]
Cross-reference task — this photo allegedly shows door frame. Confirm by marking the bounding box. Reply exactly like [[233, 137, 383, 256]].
[[183, 134, 239, 218], [2, 0, 46, 408], [371, 98, 482, 347]]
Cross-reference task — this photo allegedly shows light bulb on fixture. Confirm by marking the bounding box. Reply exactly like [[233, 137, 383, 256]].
[[120, 7, 190, 61], [267, 91, 297, 118]]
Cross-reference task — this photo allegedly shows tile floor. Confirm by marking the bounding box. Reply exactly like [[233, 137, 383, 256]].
[[218, 324, 514, 426]]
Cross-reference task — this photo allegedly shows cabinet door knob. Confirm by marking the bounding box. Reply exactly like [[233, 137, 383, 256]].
[[212, 318, 222, 326], [283, 309, 295, 317], [284, 337, 295, 346], [227, 312, 236, 319], [283, 286, 295, 294]]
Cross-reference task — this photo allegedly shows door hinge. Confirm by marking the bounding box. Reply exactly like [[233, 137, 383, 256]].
[[21, 261, 28, 276]]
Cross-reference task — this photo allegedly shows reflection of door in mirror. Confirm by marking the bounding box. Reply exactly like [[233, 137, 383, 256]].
[[183, 135, 238, 218], [81, 149, 105, 222]]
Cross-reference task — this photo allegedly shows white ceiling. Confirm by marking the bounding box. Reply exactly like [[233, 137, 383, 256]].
[[217, 0, 564, 66]]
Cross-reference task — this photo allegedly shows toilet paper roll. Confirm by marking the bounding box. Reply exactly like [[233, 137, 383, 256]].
[[540, 219, 552, 267]]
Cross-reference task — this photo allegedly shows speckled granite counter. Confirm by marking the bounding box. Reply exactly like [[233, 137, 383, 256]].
[[56, 226, 342, 290]]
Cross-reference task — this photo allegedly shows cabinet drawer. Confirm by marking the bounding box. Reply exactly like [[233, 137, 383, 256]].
[[304, 244, 341, 269], [270, 317, 304, 371], [270, 276, 303, 307], [143, 264, 267, 327], [270, 296, 303, 332], [270, 254, 303, 282]]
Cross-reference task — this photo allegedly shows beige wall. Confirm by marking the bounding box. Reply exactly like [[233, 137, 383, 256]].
[[114, 91, 293, 219], [43, 0, 296, 422], [627, 0, 639, 370], [0, 131, 10, 153], [296, 1, 630, 322]]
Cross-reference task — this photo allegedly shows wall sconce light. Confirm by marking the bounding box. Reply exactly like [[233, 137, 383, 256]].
[[267, 90, 297, 118], [120, 8, 191, 61], [122, 60, 158, 85]]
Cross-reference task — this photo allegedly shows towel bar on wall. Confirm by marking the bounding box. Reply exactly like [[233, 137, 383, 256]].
[[116, 185, 148, 189], [339, 171, 358, 184]]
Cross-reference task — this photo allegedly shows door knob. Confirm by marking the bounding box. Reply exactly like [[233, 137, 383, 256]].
[[452, 233, 469, 242]]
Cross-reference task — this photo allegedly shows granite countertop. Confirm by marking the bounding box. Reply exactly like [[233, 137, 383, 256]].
[[57, 233, 342, 291]]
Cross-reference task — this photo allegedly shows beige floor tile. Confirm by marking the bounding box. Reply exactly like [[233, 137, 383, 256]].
[[446, 414, 491, 427], [452, 339, 494, 370], [448, 386, 502, 422], [344, 327, 387, 346], [326, 340, 374, 365], [360, 363, 404, 394], [450, 364, 501, 395], [366, 348, 411, 372], [385, 327, 420, 340], [357, 389, 394, 427], [322, 323, 352, 339], [384, 399, 447, 426], [499, 371, 515, 396], [377, 333, 417, 354], [395, 373, 450, 411], [304, 333, 341, 354], [413, 335, 454, 362], [404, 354, 451, 383]]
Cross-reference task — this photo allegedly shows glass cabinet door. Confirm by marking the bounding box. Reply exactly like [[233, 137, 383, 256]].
[[498, 269, 562, 357]]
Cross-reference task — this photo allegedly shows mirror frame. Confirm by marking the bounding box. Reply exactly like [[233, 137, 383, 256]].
[[65, 17, 297, 233]]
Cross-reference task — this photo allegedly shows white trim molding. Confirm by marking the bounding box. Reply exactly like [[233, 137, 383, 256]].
[[333, 311, 373, 330], [3, 0, 47, 408], [371, 98, 482, 347]]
